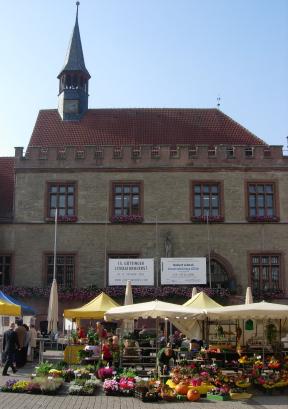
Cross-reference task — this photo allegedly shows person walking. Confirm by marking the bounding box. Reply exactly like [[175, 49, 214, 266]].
[[2, 322, 19, 376]]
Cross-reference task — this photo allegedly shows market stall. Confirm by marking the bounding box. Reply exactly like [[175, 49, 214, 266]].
[[105, 299, 205, 370], [64, 291, 120, 320], [205, 301, 288, 358], [63, 292, 120, 364]]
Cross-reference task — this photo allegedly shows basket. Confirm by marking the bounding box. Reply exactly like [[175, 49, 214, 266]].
[[134, 390, 158, 402]]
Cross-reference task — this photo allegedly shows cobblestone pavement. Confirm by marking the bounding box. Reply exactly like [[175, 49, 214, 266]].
[[0, 364, 287, 409]]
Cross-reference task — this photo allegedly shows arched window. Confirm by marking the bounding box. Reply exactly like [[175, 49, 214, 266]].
[[72, 75, 78, 89], [66, 75, 71, 88], [208, 259, 230, 289]]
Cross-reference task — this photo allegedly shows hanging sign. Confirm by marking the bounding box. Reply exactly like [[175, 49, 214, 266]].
[[108, 258, 154, 286], [161, 258, 207, 285]]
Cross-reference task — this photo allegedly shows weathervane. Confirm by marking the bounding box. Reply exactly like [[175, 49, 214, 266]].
[[217, 96, 221, 108]]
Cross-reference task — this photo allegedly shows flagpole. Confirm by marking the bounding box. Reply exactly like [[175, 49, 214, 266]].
[[53, 208, 58, 280]]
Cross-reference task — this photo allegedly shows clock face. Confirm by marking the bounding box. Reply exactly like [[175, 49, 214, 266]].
[[64, 99, 79, 114]]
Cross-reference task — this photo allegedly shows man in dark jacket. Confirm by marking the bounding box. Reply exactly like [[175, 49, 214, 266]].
[[2, 322, 19, 376]]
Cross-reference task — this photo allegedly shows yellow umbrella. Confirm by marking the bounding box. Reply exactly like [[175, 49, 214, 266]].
[[47, 278, 58, 333], [0, 299, 21, 316]]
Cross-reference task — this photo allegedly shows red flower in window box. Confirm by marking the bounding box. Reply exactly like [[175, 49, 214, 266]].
[[191, 215, 224, 223], [247, 215, 279, 223], [46, 215, 78, 223], [110, 215, 143, 224]]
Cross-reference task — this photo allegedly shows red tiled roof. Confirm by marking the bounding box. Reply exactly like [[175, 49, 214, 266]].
[[28, 108, 266, 148], [0, 157, 15, 220]]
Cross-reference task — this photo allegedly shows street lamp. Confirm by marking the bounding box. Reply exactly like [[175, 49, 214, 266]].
[[206, 210, 212, 289], [203, 195, 217, 289]]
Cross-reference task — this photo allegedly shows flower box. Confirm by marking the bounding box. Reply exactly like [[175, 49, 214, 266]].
[[46, 215, 78, 223], [191, 216, 224, 223], [110, 215, 143, 224], [247, 216, 279, 223]]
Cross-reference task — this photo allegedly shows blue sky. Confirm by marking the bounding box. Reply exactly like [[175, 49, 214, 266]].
[[0, 0, 287, 156]]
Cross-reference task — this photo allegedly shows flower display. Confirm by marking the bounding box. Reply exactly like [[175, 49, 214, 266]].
[[97, 366, 114, 381], [0, 379, 18, 392], [103, 379, 119, 393], [48, 369, 63, 378], [12, 381, 30, 393], [1, 285, 230, 302], [268, 357, 281, 370]]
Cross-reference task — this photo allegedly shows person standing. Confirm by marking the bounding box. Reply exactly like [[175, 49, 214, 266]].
[[27, 324, 37, 362], [2, 322, 19, 376], [15, 319, 27, 368]]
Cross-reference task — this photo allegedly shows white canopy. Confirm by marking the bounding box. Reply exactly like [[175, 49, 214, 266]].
[[105, 299, 204, 321], [206, 301, 288, 320]]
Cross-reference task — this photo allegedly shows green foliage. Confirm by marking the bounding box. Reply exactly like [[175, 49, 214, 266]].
[[35, 361, 54, 376], [77, 349, 92, 360], [87, 328, 99, 345]]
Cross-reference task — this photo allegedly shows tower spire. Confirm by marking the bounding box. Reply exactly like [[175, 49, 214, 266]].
[[57, 2, 90, 120], [76, 1, 80, 20]]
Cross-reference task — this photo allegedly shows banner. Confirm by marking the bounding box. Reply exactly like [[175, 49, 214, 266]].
[[108, 259, 154, 286], [161, 258, 207, 285]]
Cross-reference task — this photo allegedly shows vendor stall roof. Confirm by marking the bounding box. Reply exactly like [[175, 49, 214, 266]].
[[0, 291, 36, 315], [0, 299, 21, 316], [183, 291, 221, 309], [105, 299, 204, 321], [205, 300, 288, 320], [64, 292, 119, 319]]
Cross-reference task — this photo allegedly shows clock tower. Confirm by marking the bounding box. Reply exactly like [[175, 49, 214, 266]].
[[57, 2, 90, 120]]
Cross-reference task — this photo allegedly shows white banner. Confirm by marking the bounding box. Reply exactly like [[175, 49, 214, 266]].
[[161, 258, 207, 285], [109, 259, 154, 286]]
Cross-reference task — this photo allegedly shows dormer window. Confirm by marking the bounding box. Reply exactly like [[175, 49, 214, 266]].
[[113, 147, 123, 159], [226, 146, 235, 159], [245, 147, 254, 158], [131, 146, 141, 159], [94, 147, 104, 159], [170, 146, 180, 159], [151, 146, 160, 159], [208, 146, 217, 157], [188, 146, 198, 159]]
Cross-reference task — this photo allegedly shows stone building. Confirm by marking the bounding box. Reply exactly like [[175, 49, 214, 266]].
[[0, 6, 287, 317]]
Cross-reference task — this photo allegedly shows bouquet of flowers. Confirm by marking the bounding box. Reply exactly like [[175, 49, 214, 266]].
[[118, 377, 135, 395], [103, 379, 119, 395]]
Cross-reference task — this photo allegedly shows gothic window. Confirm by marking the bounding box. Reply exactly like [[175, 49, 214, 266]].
[[192, 182, 223, 221], [47, 182, 76, 218], [46, 254, 75, 287], [208, 259, 230, 289], [111, 182, 142, 218], [250, 254, 281, 294], [247, 182, 278, 221]]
